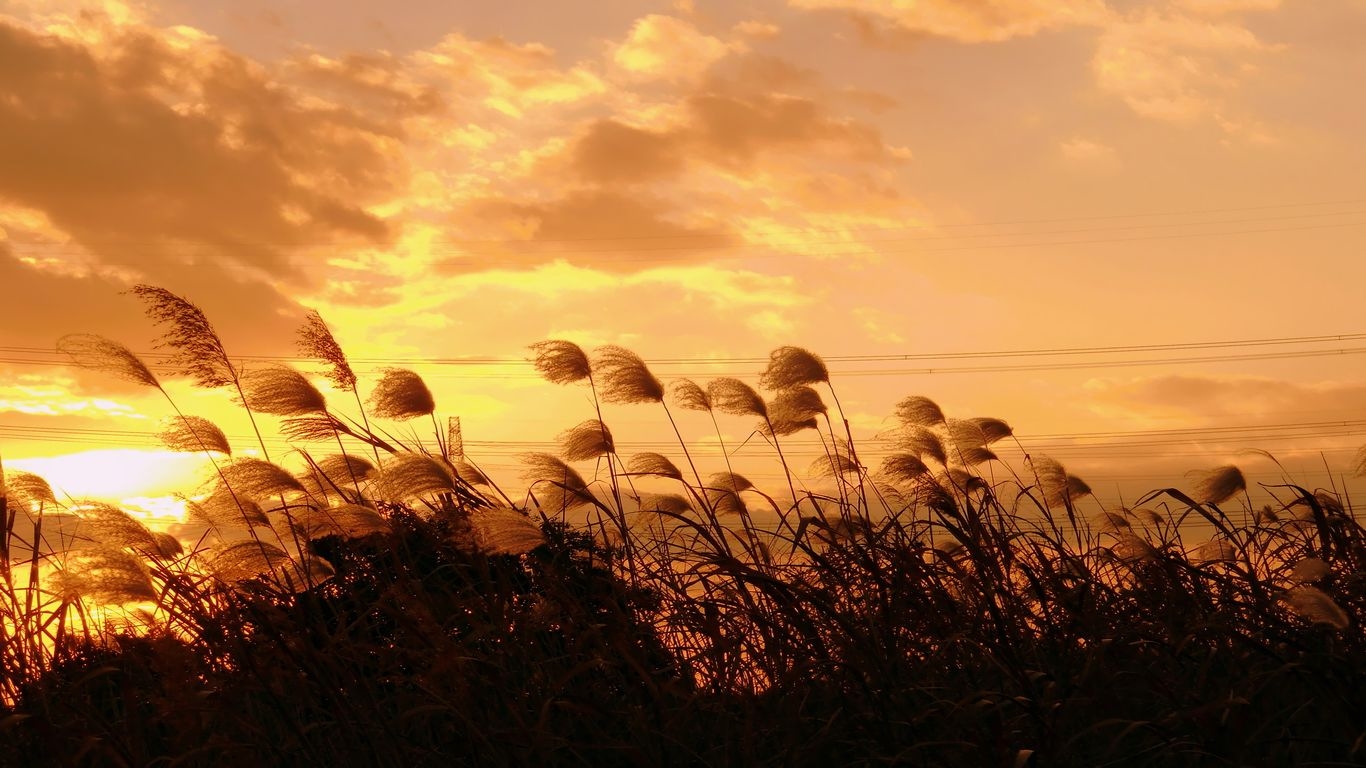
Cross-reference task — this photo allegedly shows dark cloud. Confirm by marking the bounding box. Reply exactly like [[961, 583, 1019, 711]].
[[570, 119, 683, 184], [439, 190, 735, 273], [0, 19, 397, 288], [1, 251, 306, 371]]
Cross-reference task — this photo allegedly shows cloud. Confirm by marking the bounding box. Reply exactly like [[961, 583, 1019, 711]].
[[612, 15, 733, 80], [1058, 137, 1121, 170], [1092, 10, 1280, 123], [1084, 374, 1366, 422], [0, 13, 399, 288], [789, 0, 1106, 43]]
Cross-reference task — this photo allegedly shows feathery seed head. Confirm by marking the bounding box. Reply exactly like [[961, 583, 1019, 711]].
[[1193, 538, 1238, 564], [158, 415, 232, 455], [453, 460, 490, 486], [759, 346, 828, 391], [637, 493, 692, 516], [74, 502, 159, 553], [529, 340, 592, 385], [289, 504, 389, 540], [1192, 465, 1246, 506], [593, 345, 664, 404], [369, 368, 435, 420], [55, 548, 156, 604], [57, 334, 161, 390], [896, 426, 947, 465], [219, 457, 306, 499], [879, 453, 930, 485], [1290, 557, 1331, 583], [471, 507, 546, 555], [209, 540, 293, 584], [626, 452, 682, 480], [280, 415, 341, 443], [241, 365, 327, 416], [894, 395, 946, 427], [670, 379, 711, 412], [522, 452, 595, 512], [183, 490, 270, 531], [6, 470, 58, 507], [707, 472, 754, 493], [558, 419, 616, 461], [956, 446, 998, 467], [809, 452, 861, 478], [297, 309, 357, 392], [969, 417, 1013, 444], [376, 454, 456, 502], [707, 378, 768, 419], [130, 285, 234, 388], [765, 386, 826, 436], [1283, 585, 1349, 630]]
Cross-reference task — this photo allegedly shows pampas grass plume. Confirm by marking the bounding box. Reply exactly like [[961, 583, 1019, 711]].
[[241, 365, 327, 416], [759, 346, 828, 391], [1193, 465, 1246, 506], [297, 309, 357, 392], [369, 368, 435, 420], [670, 379, 711, 412], [593, 345, 664, 404], [529, 340, 592, 385], [159, 415, 232, 455], [558, 419, 615, 462], [707, 378, 768, 419], [57, 334, 161, 390]]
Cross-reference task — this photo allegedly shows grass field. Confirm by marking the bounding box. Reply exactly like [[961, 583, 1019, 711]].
[[3, 285, 1364, 767]]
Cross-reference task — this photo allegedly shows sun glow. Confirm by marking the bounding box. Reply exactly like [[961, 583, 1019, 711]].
[[7, 449, 211, 503]]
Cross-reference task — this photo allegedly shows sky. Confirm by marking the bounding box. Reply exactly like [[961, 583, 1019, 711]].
[[2, 0, 1365, 521]]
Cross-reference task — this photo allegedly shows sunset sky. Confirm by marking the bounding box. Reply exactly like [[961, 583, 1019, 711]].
[[3, 0, 1365, 517]]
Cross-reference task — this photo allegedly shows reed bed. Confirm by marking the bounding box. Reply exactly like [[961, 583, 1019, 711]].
[[2, 285, 1364, 767]]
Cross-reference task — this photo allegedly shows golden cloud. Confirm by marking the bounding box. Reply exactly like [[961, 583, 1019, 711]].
[[789, 0, 1106, 43]]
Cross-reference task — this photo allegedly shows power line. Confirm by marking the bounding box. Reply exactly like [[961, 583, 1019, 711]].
[[6, 331, 1366, 370]]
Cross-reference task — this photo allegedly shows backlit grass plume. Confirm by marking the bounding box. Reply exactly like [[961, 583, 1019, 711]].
[[1283, 585, 1350, 630], [763, 385, 826, 437], [158, 415, 232, 455], [522, 453, 595, 512], [297, 309, 358, 392], [286, 504, 389, 540], [529, 340, 592, 385], [376, 454, 457, 502], [1192, 465, 1247, 506], [626, 452, 683, 480], [56, 334, 161, 390], [241, 365, 327, 416], [593, 345, 664, 404], [894, 425, 948, 466], [470, 507, 546, 555], [894, 395, 947, 428], [558, 419, 615, 462], [759, 346, 828, 391], [218, 458, 306, 499], [54, 548, 156, 604], [707, 378, 768, 419], [5, 470, 57, 507], [130, 284, 234, 388], [670, 379, 711, 412], [369, 368, 434, 420], [74, 503, 161, 554]]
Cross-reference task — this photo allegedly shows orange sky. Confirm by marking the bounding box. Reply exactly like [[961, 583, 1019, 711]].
[[2, 0, 1365, 513]]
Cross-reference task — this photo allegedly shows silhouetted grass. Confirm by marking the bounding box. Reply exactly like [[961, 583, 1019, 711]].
[[2, 285, 1365, 766]]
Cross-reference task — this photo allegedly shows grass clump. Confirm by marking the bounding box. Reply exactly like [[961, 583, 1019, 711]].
[[2, 286, 1365, 766]]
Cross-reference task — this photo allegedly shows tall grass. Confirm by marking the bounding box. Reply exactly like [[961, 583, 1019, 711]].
[[2, 285, 1365, 767]]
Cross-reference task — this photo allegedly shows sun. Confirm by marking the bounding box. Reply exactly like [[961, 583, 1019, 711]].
[[6, 449, 211, 503]]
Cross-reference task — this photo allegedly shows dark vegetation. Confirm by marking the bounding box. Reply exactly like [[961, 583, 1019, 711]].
[[3, 285, 1365, 766]]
